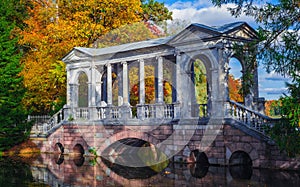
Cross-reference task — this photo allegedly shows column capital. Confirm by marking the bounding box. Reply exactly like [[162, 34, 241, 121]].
[[156, 56, 163, 61], [174, 49, 183, 56], [106, 63, 112, 68], [121, 61, 127, 65], [138, 59, 144, 63]]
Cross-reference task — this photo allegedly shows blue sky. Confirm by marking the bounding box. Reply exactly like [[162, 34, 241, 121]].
[[157, 0, 289, 100]]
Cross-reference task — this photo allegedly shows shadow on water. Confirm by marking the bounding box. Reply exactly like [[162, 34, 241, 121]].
[[189, 162, 209, 179], [54, 154, 64, 165], [229, 164, 253, 180], [101, 157, 158, 179], [0, 157, 47, 187]]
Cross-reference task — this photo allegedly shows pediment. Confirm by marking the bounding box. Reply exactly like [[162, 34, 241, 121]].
[[225, 24, 258, 40], [168, 25, 220, 45], [62, 48, 91, 63]]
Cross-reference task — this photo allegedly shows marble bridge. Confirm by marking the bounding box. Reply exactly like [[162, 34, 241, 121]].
[[30, 22, 295, 169]]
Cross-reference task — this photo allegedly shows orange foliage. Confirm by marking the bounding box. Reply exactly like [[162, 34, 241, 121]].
[[228, 74, 243, 102], [265, 100, 281, 117], [19, 0, 143, 113]]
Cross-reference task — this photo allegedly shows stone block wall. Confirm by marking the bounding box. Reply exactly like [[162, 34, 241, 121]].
[[31, 121, 299, 170]]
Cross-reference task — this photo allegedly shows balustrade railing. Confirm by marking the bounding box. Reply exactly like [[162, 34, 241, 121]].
[[30, 109, 65, 135], [227, 100, 280, 134], [75, 107, 89, 120], [199, 104, 208, 118], [97, 106, 121, 119], [96, 104, 175, 120]]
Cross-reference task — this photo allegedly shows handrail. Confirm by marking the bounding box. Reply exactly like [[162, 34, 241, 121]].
[[229, 100, 275, 120], [97, 103, 176, 120], [228, 100, 281, 134], [30, 108, 65, 136]]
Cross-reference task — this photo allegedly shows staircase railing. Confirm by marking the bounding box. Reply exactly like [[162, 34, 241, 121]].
[[30, 108, 65, 136], [227, 100, 281, 134]]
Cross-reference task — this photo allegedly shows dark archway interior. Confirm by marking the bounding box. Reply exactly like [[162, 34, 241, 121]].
[[73, 144, 85, 155], [229, 151, 253, 179], [101, 138, 160, 179], [102, 138, 149, 155], [55, 143, 64, 154], [229, 150, 253, 166], [102, 138, 169, 171], [189, 150, 209, 178]]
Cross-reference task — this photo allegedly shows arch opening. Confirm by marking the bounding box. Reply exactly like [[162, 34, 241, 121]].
[[189, 150, 209, 179], [228, 57, 244, 103], [102, 138, 169, 169], [228, 150, 253, 179], [54, 154, 64, 165], [190, 58, 209, 117], [229, 150, 252, 166], [73, 144, 85, 155], [54, 142, 64, 154], [78, 72, 88, 107]]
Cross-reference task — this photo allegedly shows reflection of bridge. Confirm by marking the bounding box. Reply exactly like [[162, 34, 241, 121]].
[[30, 154, 300, 186], [30, 22, 297, 169]]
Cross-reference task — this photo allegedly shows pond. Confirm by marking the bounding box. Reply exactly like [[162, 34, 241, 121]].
[[0, 154, 299, 187]]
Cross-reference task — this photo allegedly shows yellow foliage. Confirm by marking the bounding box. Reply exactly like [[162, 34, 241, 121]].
[[19, 0, 143, 113]]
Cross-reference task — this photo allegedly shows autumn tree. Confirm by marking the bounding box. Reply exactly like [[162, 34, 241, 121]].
[[19, 0, 172, 114], [264, 100, 281, 117], [19, 0, 143, 114], [95, 22, 158, 48], [129, 65, 172, 106], [0, 0, 31, 151], [228, 74, 243, 102]]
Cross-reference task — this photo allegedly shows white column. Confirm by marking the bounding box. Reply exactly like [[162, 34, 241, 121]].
[[173, 53, 182, 119], [106, 63, 112, 105], [156, 56, 164, 103], [139, 59, 145, 104], [174, 53, 182, 103], [122, 61, 129, 105], [117, 64, 123, 106], [89, 65, 96, 107], [66, 68, 71, 106]]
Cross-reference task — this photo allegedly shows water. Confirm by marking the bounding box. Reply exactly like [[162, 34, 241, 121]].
[[1, 154, 300, 187]]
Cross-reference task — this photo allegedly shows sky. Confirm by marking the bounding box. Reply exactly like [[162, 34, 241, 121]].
[[157, 0, 290, 100]]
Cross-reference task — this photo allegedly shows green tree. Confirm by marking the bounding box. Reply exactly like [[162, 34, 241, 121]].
[[0, 0, 31, 151], [212, 0, 300, 156], [141, 0, 172, 22]]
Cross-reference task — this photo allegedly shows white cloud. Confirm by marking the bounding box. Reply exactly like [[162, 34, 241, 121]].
[[263, 71, 291, 82], [167, 3, 256, 27]]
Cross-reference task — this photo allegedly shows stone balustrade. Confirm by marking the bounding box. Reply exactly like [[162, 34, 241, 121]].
[[227, 100, 280, 133], [30, 108, 65, 136]]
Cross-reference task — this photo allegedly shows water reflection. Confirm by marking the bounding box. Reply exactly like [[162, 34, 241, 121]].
[[229, 165, 253, 180], [101, 157, 158, 179], [1, 154, 300, 186]]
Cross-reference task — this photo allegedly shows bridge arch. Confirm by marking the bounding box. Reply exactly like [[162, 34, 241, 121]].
[[98, 130, 160, 155], [226, 141, 259, 167], [68, 137, 89, 155], [73, 144, 85, 155], [54, 142, 64, 154], [229, 150, 252, 166]]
